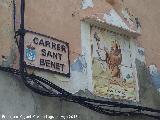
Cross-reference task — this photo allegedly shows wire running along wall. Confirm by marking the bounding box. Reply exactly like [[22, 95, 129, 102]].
[[0, 0, 160, 119]]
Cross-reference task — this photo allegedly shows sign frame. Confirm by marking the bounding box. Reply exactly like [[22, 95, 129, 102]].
[[24, 30, 70, 77]]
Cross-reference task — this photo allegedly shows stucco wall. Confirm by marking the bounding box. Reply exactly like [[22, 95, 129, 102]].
[[0, 0, 160, 120], [0, 0, 16, 66], [0, 63, 159, 120]]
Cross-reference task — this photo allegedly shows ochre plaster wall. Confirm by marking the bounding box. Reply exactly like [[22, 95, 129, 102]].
[[23, 0, 113, 63], [0, 1, 160, 120], [0, 0, 15, 66]]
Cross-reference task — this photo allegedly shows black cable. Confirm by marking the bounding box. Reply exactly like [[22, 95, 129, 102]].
[[0, 66, 160, 119], [19, 0, 25, 78], [5, 0, 160, 119]]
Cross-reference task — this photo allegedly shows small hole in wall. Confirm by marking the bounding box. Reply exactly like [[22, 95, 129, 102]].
[[8, 1, 13, 8], [2, 55, 5, 59], [1, 55, 7, 61]]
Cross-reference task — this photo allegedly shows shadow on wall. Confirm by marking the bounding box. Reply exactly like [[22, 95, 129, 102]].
[[149, 65, 160, 92], [135, 59, 160, 107], [106, 0, 115, 5]]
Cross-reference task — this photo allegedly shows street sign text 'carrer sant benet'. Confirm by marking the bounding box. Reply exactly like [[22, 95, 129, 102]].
[[24, 31, 70, 77]]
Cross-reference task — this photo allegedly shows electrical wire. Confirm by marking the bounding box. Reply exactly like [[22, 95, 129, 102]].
[[0, 0, 158, 119], [0, 66, 160, 119]]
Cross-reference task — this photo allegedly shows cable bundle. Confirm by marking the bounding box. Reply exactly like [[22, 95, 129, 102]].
[[0, 0, 156, 119], [0, 66, 160, 119]]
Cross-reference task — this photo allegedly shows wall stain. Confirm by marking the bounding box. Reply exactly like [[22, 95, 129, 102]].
[[149, 65, 160, 92], [71, 55, 87, 73]]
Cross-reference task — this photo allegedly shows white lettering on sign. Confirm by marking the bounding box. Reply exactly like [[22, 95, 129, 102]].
[[24, 32, 70, 76]]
